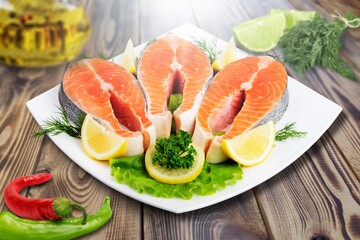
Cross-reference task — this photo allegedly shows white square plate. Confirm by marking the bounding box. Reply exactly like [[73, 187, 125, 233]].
[[27, 23, 342, 213]]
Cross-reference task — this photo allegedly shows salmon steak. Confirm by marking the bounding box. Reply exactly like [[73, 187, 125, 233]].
[[59, 58, 155, 156], [192, 56, 288, 163], [137, 34, 213, 139]]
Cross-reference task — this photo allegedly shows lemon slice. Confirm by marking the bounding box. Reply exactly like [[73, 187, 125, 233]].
[[232, 13, 286, 52], [221, 121, 275, 166], [145, 144, 205, 184], [119, 38, 137, 75], [212, 37, 238, 71], [81, 114, 127, 160]]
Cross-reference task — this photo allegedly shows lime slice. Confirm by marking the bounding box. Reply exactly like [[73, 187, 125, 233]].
[[232, 13, 286, 53], [271, 9, 319, 29]]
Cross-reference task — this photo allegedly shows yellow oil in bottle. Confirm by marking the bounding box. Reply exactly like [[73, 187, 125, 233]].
[[0, 0, 91, 66]]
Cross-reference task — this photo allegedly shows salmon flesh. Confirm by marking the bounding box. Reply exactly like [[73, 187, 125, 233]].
[[137, 34, 213, 138], [59, 38, 288, 162], [59, 58, 156, 156], [192, 56, 288, 163]]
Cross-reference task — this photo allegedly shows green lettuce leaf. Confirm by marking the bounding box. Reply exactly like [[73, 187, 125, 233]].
[[110, 155, 243, 200]]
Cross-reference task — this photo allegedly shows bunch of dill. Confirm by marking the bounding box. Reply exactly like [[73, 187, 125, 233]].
[[278, 14, 359, 81]]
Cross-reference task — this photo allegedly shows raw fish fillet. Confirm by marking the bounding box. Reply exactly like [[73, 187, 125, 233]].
[[137, 34, 213, 138], [59, 58, 155, 156], [192, 56, 288, 163]]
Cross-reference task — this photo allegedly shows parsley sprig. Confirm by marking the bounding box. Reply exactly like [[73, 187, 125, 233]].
[[152, 130, 196, 170]]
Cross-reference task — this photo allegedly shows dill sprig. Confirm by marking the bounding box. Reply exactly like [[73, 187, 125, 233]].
[[79, 53, 111, 60], [278, 14, 359, 81], [275, 122, 307, 142], [33, 107, 84, 138], [98, 53, 109, 60], [192, 37, 217, 64]]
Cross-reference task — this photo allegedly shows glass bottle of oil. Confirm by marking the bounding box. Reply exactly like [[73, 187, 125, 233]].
[[0, 0, 91, 66]]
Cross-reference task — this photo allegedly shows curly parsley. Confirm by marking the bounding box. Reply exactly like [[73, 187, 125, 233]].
[[152, 130, 196, 170]]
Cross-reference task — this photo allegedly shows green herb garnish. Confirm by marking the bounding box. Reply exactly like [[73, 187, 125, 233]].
[[168, 93, 183, 134], [33, 107, 84, 138], [213, 131, 225, 136], [110, 155, 242, 199], [98, 53, 109, 60], [168, 93, 183, 113], [275, 122, 307, 142], [192, 37, 217, 64], [79, 53, 111, 60], [278, 13, 360, 81], [152, 130, 196, 170]]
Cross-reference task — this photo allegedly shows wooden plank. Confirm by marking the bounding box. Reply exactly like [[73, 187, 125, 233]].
[[237, 0, 360, 238], [285, 0, 360, 78], [80, 1, 143, 238], [189, 0, 295, 40], [138, 0, 196, 42], [189, 0, 248, 40], [188, 1, 360, 239], [277, 25, 359, 180], [137, 1, 276, 239], [0, 65, 67, 210], [82, 0, 140, 58], [143, 190, 268, 239], [291, 70, 360, 178], [0, 1, 142, 238], [256, 133, 360, 239], [1, 1, 358, 240], [25, 138, 141, 240], [276, 0, 360, 177], [229, 0, 360, 179], [288, 0, 360, 20], [33, 1, 141, 239]]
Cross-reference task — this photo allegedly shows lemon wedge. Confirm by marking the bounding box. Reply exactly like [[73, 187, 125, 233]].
[[119, 38, 137, 75], [81, 114, 127, 160], [212, 37, 238, 71], [221, 121, 275, 166], [145, 144, 205, 184]]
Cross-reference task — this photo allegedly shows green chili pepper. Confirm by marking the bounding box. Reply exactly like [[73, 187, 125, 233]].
[[0, 196, 112, 240]]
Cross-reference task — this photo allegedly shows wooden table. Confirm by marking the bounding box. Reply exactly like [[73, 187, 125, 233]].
[[1, 0, 359, 239]]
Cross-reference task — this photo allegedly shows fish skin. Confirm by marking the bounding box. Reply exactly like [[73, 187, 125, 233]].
[[137, 34, 213, 139], [258, 86, 289, 125], [59, 48, 288, 162], [59, 83, 86, 124], [192, 56, 288, 163], [59, 58, 155, 156]]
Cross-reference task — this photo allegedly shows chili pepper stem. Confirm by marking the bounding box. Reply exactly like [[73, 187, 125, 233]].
[[70, 202, 88, 225], [53, 197, 88, 225]]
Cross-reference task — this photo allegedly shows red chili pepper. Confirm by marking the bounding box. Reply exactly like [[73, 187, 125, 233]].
[[4, 173, 87, 224]]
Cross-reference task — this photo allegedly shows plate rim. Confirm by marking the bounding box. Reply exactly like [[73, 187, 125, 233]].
[[26, 23, 342, 214]]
